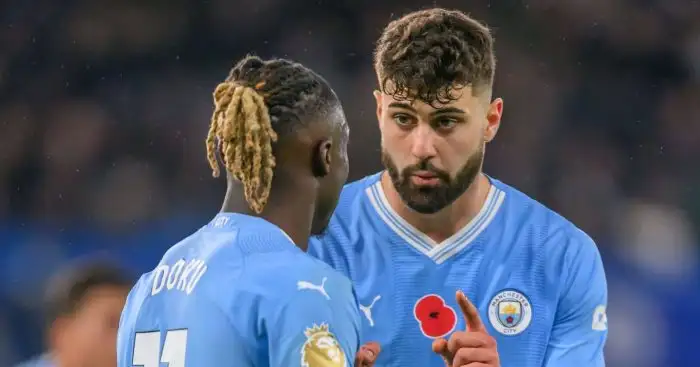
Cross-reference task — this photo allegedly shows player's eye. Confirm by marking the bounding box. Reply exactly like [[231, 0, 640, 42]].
[[433, 117, 458, 130], [392, 113, 414, 127]]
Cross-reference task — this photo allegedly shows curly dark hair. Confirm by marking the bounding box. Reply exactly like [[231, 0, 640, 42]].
[[44, 260, 132, 326], [206, 55, 339, 213], [374, 8, 496, 105]]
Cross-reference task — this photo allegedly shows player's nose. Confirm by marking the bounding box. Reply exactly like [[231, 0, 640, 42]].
[[409, 125, 438, 159]]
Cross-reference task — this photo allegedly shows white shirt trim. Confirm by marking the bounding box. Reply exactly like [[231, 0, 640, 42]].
[[365, 180, 505, 264]]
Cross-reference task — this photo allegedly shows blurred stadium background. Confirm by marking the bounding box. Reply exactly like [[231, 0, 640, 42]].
[[1, 0, 699, 366]]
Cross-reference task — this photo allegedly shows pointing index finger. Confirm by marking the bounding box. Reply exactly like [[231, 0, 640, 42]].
[[456, 290, 486, 332]]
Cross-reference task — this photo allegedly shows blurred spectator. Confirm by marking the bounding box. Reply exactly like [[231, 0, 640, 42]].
[[14, 261, 133, 367]]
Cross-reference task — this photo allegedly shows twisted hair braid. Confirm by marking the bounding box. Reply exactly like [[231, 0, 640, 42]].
[[205, 55, 337, 213]]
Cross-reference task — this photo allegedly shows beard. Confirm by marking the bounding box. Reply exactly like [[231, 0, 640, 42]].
[[382, 145, 484, 214]]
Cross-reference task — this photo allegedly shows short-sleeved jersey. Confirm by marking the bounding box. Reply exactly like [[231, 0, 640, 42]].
[[309, 173, 608, 366], [118, 213, 361, 367]]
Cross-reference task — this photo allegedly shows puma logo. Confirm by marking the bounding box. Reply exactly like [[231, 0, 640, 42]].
[[297, 277, 330, 300], [359, 295, 382, 327]]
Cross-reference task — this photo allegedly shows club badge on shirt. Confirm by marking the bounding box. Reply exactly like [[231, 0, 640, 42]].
[[488, 289, 533, 336]]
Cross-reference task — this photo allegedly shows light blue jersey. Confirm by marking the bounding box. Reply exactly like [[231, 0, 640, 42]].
[[118, 213, 360, 367], [13, 354, 53, 367], [309, 173, 608, 366]]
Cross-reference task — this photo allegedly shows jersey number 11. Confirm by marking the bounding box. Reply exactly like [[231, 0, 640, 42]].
[[132, 329, 188, 367]]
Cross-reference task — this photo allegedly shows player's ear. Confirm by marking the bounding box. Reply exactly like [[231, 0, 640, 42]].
[[484, 97, 503, 143], [311, 139, 332, 178], [373, 90, 383, 128]]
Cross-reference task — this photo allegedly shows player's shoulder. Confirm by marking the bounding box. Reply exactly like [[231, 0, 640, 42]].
[[321, 172, 381, 235], [494, 178, 598, 253], [160, 213, 294, 264], [341, 172, 382, 193], [235, 250, 356, 325], [138, 214, 307, 302], [309, 174, 381, 258], [241, 249, 352, 299], [336, 172, 382, 211]]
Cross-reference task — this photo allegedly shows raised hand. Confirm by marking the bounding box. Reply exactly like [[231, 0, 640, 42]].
[[432, 291, 500, 367]]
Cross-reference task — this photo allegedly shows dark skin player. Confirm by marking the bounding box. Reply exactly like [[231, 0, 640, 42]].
[[206, 55, 379, 366]]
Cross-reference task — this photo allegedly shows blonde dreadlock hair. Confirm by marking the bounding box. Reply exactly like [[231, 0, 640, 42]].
[[206, 81, 277, 214], [205, 55, 337, 214]]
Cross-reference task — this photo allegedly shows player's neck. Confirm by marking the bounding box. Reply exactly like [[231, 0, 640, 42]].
[[381, 172, 492, 244], [221, 179, 314, 251]]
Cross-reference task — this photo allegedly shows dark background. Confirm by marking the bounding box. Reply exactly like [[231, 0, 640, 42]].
[[1, 0, 699, 365]]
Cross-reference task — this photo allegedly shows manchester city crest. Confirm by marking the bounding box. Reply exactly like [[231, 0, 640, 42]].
[[487, 289, 532, 335]]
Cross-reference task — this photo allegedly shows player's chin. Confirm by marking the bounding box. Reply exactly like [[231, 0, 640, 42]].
[[404, 196, 447, 214], [398, 187, 446, 214]]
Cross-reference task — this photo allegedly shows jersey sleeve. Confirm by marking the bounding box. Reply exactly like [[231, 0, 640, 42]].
[[266, 278, 361, 367], [543, 229, 608, 367]]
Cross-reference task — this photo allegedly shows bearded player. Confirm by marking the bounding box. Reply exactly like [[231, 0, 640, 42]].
[[309, 8, 607, 367]]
